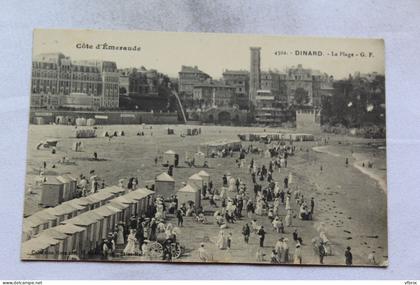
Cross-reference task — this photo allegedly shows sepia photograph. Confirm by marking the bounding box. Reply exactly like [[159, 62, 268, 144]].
[[21, 29, 387, 267]]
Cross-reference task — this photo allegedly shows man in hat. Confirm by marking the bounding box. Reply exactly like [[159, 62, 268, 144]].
[[258, 226, 266, 248], [242, 223, 250, 244], [345, 246, 353, 266], [293, 229, 303, 245], [176, 209, 184, 227]]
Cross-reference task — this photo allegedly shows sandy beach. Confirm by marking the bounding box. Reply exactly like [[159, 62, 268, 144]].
[[23, 125, 388, 266]]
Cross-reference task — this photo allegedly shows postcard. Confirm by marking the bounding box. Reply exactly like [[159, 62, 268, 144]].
[[22, 29, 387, 266]]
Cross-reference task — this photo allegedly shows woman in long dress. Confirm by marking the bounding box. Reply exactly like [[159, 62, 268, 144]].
[[272, 216, 281, 232], [123, 229, 138, 255], [281, 238, 289, 263], [285, 196, 291, 211], [285, 213, 292, 227], [216, 230, 227, 250], [255, 198, 264, 216], [116, 223, 125, 245], [293, 244, 302, 264]]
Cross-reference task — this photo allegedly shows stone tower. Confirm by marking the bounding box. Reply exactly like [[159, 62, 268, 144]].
[[249, 47, 261, 105]]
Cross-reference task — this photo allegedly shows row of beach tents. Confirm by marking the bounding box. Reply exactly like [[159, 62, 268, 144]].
[[22, 186, 155, 260], [238, 132, 314, 142]]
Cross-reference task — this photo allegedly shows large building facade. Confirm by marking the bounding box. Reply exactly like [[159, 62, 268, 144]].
[[222, 70, 249, 109], [119, 67, 161, 97], [249, 48, 333, 125], [192, 83, 235, 109], [178, 65, 212, 108], [31, 53, 119, 109]]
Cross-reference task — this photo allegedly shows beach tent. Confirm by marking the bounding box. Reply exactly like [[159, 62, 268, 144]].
[[53, 224, 86, 257], [34, 117, 46, 125], [126, 188, 155, 216], [40, 176, 64, 207], [289, 133, 314, 142], [22, 222, 35, 242], [62, 211, 104, 254], [23, 215, 50, 237], [63, 174, 77, 189], [32, 208, 59, 229], [78, 195, 101, 211], [100, 185, 126, 197], [21, 235, 60, 260], [75, 128, 96, 138], [62, 199, 89, 215], [108, 196, 134, 223], [200, 139, 242, 157], [36, 228, 69, 260], [75, 118, 87, 126], [123, 189, 152, 217], [188, 173, 203, 191], [177, 184, 201, 208], [89, 191, 115, 207], [198, 170, 211, 185], [163, 150, 178, 166], [55, 116, 65, 125], [194, 151, 206, 167], [86, 118, 96, 126], [48, 203, 79, 223], [155, 172, 175, 198], [57, 176, 72, 203], [92, 205, 122, 240]]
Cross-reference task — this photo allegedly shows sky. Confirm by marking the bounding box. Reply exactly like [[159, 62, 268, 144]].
[[33, 29, 385, 80]]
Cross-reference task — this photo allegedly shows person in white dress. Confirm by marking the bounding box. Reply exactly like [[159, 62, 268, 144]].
[[216, 230, 228, 250], [285, 212, 292, 227], [293, 244, 302, 264], [123, 229, 138, 255], [116, 223, 125, 245]]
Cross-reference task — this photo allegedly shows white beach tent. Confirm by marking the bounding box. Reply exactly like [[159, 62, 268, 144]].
[[91, 205, 122, 240], [21, 235, 61, 260], [75, 118, 87, 126], [108, 196, 134, 223], [61, 211, 104, 254], [163, 150, 178, 166], [188, 173, 203, 191], [36, 228, 69, 260], [194, 151, 206, 167], [53, 224, 86, 257], [155, 172, 175, 198], [31, 209, 59, 230], [177, 184, 201, 208], [100, 185, 127, 197], [124, 188, 155, 216], [86, 118, 96, 126], [197, 170, 211, 185]]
